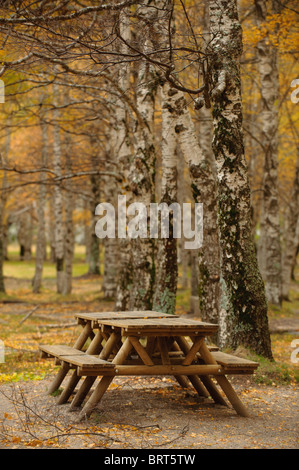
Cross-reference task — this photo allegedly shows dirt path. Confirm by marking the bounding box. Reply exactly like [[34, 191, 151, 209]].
[[0, 374, 298, 449]]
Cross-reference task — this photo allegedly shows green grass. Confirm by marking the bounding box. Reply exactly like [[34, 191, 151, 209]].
[[3, 259, 89, 279], [3, 244, 89, 279]]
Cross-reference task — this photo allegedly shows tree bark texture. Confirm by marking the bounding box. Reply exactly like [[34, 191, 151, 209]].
[[282, 146, 299, 299], [63, 130, 74, 295], [255, 0, 282, 306], [128, 60, 157, 311], [173, 89, 221, 329], [52, 81, 65, 294], [114, 11, 134, 310], [152, 81, 178, 315], [208, 0, 273, 358]]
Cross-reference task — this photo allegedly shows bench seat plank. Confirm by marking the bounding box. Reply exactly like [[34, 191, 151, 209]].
[[60, 354, 114, 369], [39, 344, 86, 358], [39, 344, 114, 370], [212, 351, 258, 369]]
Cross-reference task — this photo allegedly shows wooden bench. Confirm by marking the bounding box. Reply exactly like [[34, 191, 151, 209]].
[[211, 351, 258, 374], [39, 344, 115, 376]]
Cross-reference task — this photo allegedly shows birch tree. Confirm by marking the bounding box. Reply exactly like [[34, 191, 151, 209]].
[[255, 0, 282, 306], [0, 126, 11, 293], [32, 112, 48, 293], [152, 81, 178, 315], [63, 129, 74, 295], [207, 0, 273, 358], [128, 59, 157, 310], [88, 134, 101, 276], [52, 80, 65, 294], [282, 146, 299, 299]]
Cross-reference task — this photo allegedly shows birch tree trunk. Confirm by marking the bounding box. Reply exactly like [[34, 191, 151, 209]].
[[208, 0, 273, 358], [63, 131, 74, 295], [113, 11, 134, 310], [18, 210, 33, 260], [88, 135, 101, 276], [172, 89, 221, 329], [0, 127, 11, 293], [52, 81, 65, 294], [128, 60, 157, 311], [152, 82, 178, 315], [282, 146, 299, 299], [32, 115, 48, 293], [255, 0, 282, 306], [102, 156, 118, 299]]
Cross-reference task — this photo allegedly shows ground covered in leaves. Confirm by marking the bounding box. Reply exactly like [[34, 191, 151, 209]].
[[0, 254, 298, 450], [0, 373, 298, 450]]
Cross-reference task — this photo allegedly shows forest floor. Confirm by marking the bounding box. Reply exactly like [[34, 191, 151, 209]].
[[0, 248, 298, 450]]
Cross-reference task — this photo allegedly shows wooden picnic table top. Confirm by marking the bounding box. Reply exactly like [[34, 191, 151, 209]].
[[99, 316, 218, 336], [74, 310, 218, 336], [74, 310, 179, 322]]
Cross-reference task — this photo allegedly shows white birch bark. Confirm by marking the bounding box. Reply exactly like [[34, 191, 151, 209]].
[[255, 0, 282, 305], [172, 89, 221, 329], [63, 130, 74, 295], [113, 11, 134, 310], [102, 133, 119, 300], [128, 58, 157, 310], [32, 114, 48, 293], [52, 80, 65, 294], [88, 134, 101, 276], [152, 81, 178, 315]]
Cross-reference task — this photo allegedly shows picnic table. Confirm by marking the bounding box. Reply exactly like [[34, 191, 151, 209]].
[[39, 311, 258, 419]]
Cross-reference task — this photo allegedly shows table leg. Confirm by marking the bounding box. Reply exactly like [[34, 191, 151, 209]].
[[175, 336, 210, 398], [46, 322, 93, 395], [58, 330, 105, 405], [69, 332, 120, 410], [199, 342, 250, 417], [73, 322, 93, 349], [78, 337, 133, 419], [47, 362, 70, 395]]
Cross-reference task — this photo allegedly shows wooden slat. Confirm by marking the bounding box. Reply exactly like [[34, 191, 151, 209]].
[[100, 317, 218, 336], [112, 364, 222, 376], [211, 351, 259, 369], [39, 344, 85, 358], [58, 354, 114, 369], [75, 311, 179, 323]]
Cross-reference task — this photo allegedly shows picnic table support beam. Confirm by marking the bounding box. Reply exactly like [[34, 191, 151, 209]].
[[78, 337, 133, 420], [47, 362, 70, 395], [57, 329, 105, 405], [46, 323, 93, 395], [69, 332, 120, 410], [174, 336, 211, 399], [199, 342, 250, 417]]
